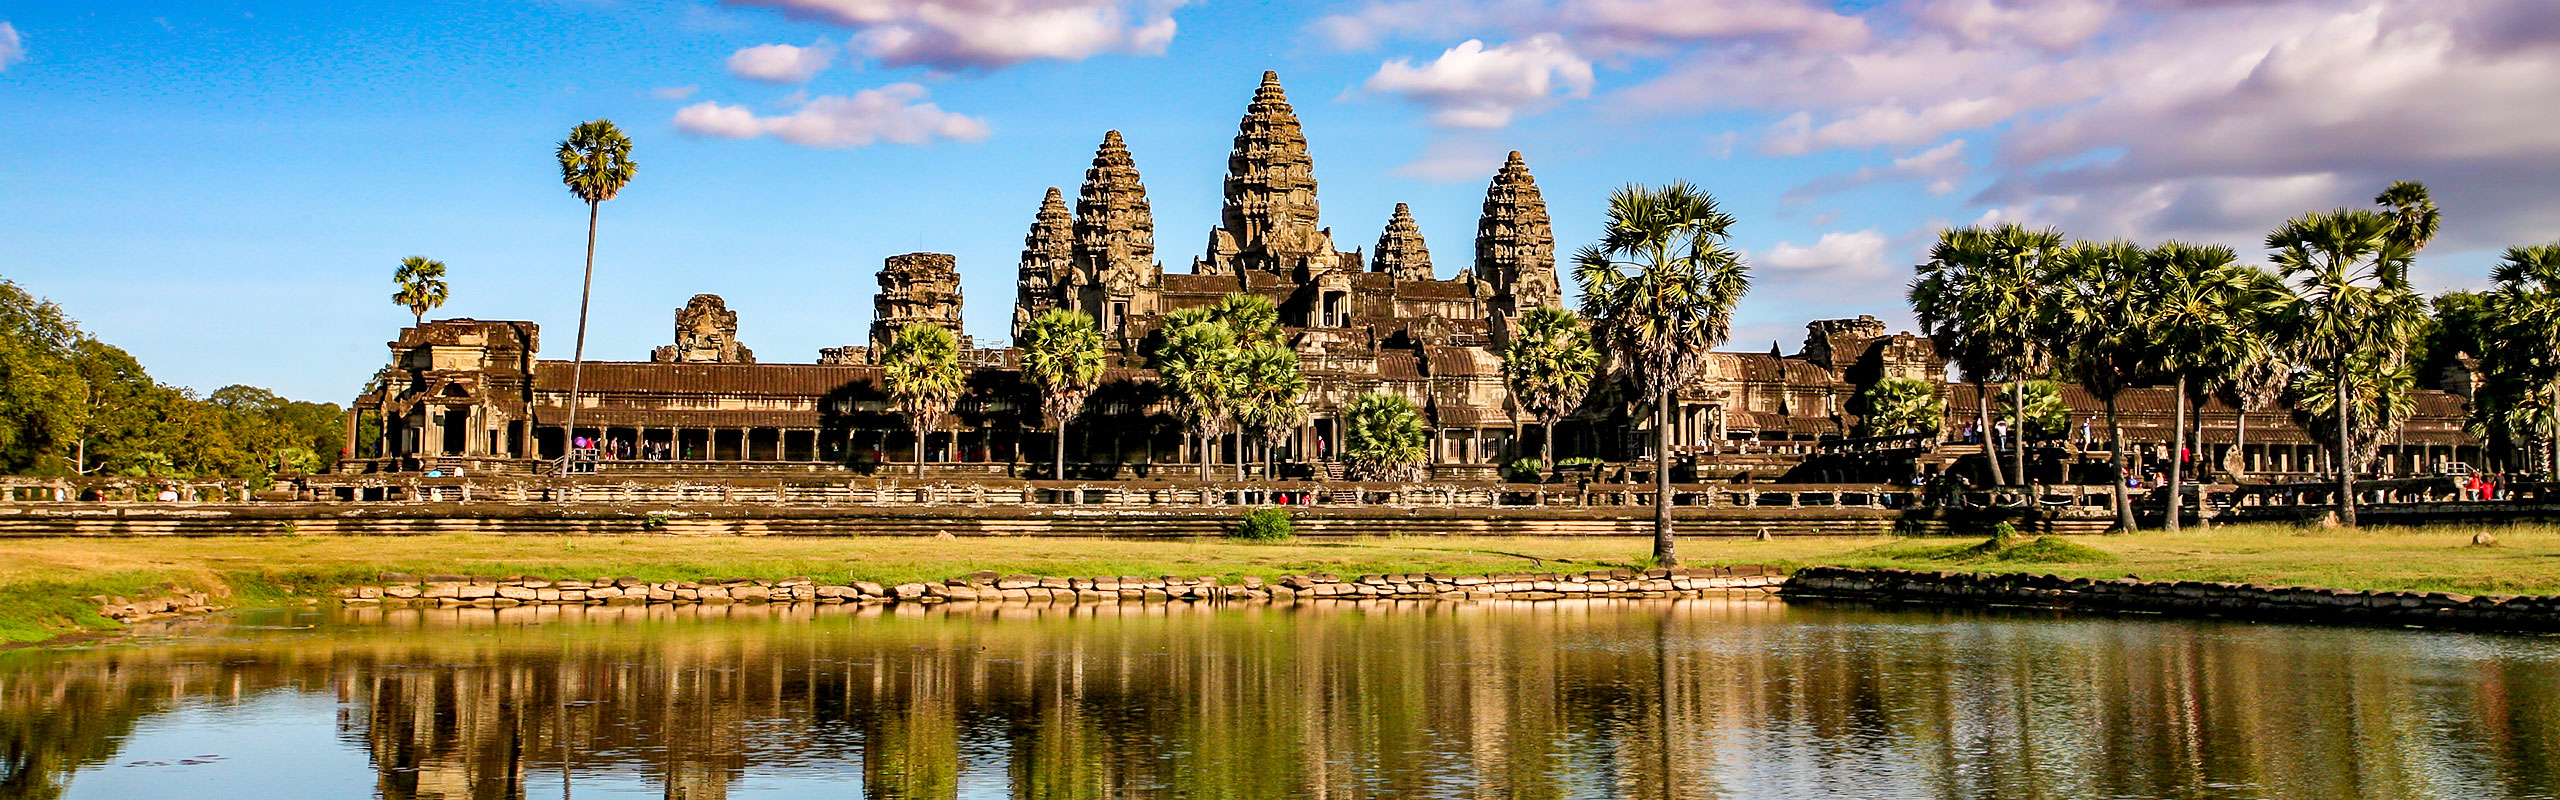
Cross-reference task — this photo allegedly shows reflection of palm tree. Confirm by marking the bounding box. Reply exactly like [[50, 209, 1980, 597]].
[[1501, 307, 1596, 481], [555, 120, 637, 468], [882, 325, 964, 478], [1575, 182, 1752, 568], [1018, 309, 1106, 480], [2268, 209, 2421, 526], [390, 256, 448, 327]]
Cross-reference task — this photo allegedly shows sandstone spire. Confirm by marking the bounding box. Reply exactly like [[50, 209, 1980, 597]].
[[1073, 130, 1158, 294], [1204, 70, 1326, 275], [1371, 203, 1434, 281], [1012, 186, 1074, 341], [1474, 151, 1559, 314]]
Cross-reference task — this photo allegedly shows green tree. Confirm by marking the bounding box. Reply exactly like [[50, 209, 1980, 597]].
[[1996, 380, 2068, 440], [1342, 392, 1427, 482], [2212, 267, 2296, 480], [881, 324, 964, 478], [1573, 181, 1752, 567], [556, 119, 637, 468], [1152, 320, 1241, 481], [1208, 293, 1282, 347], [2376, 180, 2441, 253], [2145, 242, 2274, 531], [2484, 244, 2560, 477], [1855, 378, 1943, 438], [1233, 343, 1308, 481], [0, 279, 86, 473], [1501, 307, 1597, 481], [2053, 240, 2158, 532], [1910, 223, 2064, 487], [1017, 309, 1107, 480], [2268, 208, 2423, 526], [390, 256, 449, 327]]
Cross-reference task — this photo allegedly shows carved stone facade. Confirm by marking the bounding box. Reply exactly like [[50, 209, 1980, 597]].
[[1071, 131, 1161, 339], [1198, 71, 1354, 279], [870, 252, 966, 355], [1474, 151, 1560, 330], [1371, 203, 1433, 281], [1012, 187, 1074, 342], [652, 294, 753, 364]]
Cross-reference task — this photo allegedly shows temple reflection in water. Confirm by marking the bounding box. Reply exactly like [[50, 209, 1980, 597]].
[[4, 600, 2557, 799]]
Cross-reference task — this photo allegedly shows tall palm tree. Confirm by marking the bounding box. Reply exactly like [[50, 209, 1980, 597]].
[[1912, 228, 2007, 485], [2144, 242, 2265, 532], [2212, 266, 2294, 480], [1233, 343, 1308, 480], [881, 324, 964, 478], [2484, 243, 2560, 478], [1574, 181, 1752, 568], [2267, 208, 2421, 526], [555, 120, 637, 468], [1153, 320, 1240, 481], [1209, 293, 1282, 347], [1018, 309, 1107, 480], [2376, 181, 2441, 253], [2053, 240, 2157, 532], [1983, 225, 2067, 485], [1501, 307, 1597, 481], [391, 256, 450, 327], [1342, 392, 1428, 482]]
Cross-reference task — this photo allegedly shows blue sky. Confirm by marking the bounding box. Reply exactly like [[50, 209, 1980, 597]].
[[4, 0, 2556, 403]]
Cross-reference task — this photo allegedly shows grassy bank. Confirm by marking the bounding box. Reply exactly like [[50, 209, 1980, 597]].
[[4, 522, 2557, 643]]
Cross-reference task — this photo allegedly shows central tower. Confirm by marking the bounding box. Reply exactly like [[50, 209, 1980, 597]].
[[1200, 71, 1343, 277]]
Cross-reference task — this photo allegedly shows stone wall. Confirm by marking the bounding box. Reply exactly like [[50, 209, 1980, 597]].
[[1782, 566, 2560, 633]]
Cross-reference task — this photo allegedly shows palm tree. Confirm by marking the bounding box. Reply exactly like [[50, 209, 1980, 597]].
[[555, 120, 637, 468], [1209, 293, 1282, 347], [881, 324, 964, 478], [2213, 267, 2295, 480], [2144, 242, 2265, 532], [2484, 243, 2560, 478], [1501, 307, 1597, 481], [1574, 181, 1752, 568], [1911, 227, 2008, 486], [2376, 181, 2441, 253], [2053, 240, 2157, 532], [1342, 392, 1428, 481], [1856, 378, 1944, 437], [391, 256, 450, 327], [1152, 320, 1240, 481], [1233, 343, 1309, 480], [1018, 309, 1107, 480], [2267, 208, 2422, 527]]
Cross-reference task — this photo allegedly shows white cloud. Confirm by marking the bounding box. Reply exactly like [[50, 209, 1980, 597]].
[[1390, 138, 1513, 181], [1756, 230, 1893, 281], [1362, 35, 1594, 128], [0, 21, 24, 71], [673, 83, 991, 148], [651, 85, 701, 100], [1315, 0, 1868, 52], [1782, 139, 1971, 205], [723, 0, 1180, 70], [726, 42, 836, 83]]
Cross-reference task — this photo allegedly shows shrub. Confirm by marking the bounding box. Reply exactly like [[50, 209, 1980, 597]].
[[1229, 506, 1295, 542]]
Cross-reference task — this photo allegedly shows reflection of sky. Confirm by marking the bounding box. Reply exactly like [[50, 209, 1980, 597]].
[[62, 692, 373, 800]]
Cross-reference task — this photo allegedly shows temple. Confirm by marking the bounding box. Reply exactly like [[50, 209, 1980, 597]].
[[345, 72, 2488, 484]]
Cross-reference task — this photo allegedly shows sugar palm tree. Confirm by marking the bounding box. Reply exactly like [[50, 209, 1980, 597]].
[[2053, 240, 2157, 532], [2144, 242, 2266, 532], [881, 324, 964, 478], [1342, 392, 1427, 482], [1018, 309, 1107, 480], [1209, 293, 1282, 347], [1152, 320, 1241, 481], [1501, 306, 1597, 481], [391, 256, 450, 327], [1233, 343, 1308, 480], [2484, 243, 2560, 477], [2376, 180, 2441, 253], [2267, 208, 2422, 527], [555, 120, 637, 467], [1911, 227, 2008, 486], [1574, 181, 1752, 568], [2212, 266, 2294, 480]]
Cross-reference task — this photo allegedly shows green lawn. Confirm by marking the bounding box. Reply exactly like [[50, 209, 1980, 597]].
[[5, 522, 2556, 643]]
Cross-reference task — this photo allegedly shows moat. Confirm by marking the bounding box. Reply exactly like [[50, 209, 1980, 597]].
[[6, 598, 2557, 799]]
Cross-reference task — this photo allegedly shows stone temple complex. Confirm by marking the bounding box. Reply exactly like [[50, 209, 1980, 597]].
[[347, 71, 2486, 484]]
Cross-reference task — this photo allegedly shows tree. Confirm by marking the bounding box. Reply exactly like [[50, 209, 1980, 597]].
[[1855, 378, 1943, 438], [1500, 307, 1597, 481], [1233, 343, 1308, 480], [2144, 242, 2267, 532], [1573, 181, 1752, 568], [1996, 380, 2068, 441], [2053, 240, 2157, 532], [1152, 320, 1241, 481], [881, 324, 964, 478], [555, 119, 637, 470], [391, 256, 449, 327], [2484, 243, 2560, 477], [1910, 223, 2064, 487], [2268, 208, 2422, 526], [2376, 180, 2441, 253], [0, 279, 86, 474], [1017, 309, 1107, 480], [1342, 392, 1427, 482], [1208, 293, 1282, 347]]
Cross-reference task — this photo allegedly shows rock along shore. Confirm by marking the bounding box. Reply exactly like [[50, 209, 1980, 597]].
[[1782, 566, 2560, 633]]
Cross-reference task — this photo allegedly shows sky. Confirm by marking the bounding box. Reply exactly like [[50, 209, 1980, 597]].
[[4, 0, 2558, 403]]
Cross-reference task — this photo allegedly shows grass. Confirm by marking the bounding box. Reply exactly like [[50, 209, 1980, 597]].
[[4, 522, 2557, 643]]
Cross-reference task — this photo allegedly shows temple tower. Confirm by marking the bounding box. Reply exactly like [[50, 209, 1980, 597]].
[[1072, 130, 1160, 338], [1012, 187, 1074, 342], [1370, 203, 1434, 281], [652, 294, 753, 364], [870, 252, 965, 355], [1475, 151, 1560, 332], [1201, 71, 1339, 277]]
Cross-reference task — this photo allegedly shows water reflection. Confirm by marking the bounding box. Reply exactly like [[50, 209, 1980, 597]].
[[3, 597, 2557, 799]]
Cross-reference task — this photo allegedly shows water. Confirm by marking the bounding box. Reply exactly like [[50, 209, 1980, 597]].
[[3, 597, 2557, 799]]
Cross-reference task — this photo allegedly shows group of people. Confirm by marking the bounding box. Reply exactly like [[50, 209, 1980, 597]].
[[2463, 471, 2511, 501], [570, 435, 674, 462]]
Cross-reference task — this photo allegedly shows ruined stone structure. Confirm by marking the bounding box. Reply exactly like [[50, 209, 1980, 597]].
[[870, 252, 967, 354], [652, 294, 753, 364], [1012, 187, 1074, 341], [1372, 203, 1433, 281], [1476, 151, 1559, 340], [1071, 131, 1160, 341]]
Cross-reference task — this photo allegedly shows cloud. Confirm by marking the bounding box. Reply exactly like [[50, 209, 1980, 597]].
[[1756, 230, 1893, 282], [673, 83, 991, 148], [651, 85, 701, 100], [1362, 35, 1594, 128], [722, 0, 1180, 70], [1390, 138, 1513, 181], [1781, 139, 1970, 206], [726, 42, 836, 83], [0, 21, 23, 70], [1314, 0, 1868, 53]]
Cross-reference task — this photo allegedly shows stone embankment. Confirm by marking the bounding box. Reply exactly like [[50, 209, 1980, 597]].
[[93, 591, 222, 624], [1783, 566, 2560, 632], [326, 567, 1787, 608]]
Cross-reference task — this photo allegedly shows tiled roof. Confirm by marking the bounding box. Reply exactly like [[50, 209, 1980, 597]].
[[1422, 346, 1503, 376]]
